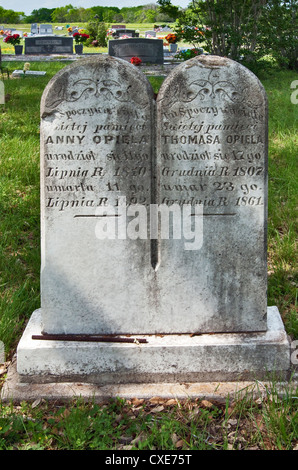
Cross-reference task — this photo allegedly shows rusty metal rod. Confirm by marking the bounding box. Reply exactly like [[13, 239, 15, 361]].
[[32, 334, 147, 344]]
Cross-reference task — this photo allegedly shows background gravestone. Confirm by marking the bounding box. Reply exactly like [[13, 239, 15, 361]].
[[145, 31, 157, 37], [156, 55, 268, 332], [0, 81, 4, 105], [25, 36, 73, 54], [39, 24, 53, 35], [109, 38, 164, 64], [40, 56, 155, 335], [30, 23, 38, 34], [112, 29, 139, 38]]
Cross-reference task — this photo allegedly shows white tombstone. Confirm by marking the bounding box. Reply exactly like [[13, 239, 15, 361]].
[[13, 56, 291, 390], [145, 31, 157, 38], [31, 23, 38, 34], [40, 24, 53, 35]]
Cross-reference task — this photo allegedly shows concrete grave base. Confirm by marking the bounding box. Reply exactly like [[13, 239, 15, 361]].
[[1, 306, 292, 403], [2, 358, 297, 404]]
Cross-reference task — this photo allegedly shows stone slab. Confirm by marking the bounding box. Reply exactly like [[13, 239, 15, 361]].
[[2, 358, 296, 404], [39, 56, 156, 336], [13, 307, 291, 386], [156, 55, 268, 333], [108, 38, 164, 64], [112, 29, 139, 38], [0, 341, 4, 363], [12, 70, 46, 77], [25, 36, 73, 55]]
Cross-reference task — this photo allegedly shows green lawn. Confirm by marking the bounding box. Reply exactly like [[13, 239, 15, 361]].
[[0, 60, 297, 450]]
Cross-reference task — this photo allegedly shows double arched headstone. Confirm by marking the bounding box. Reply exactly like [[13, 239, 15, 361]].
[[40, 55, 268, 336]]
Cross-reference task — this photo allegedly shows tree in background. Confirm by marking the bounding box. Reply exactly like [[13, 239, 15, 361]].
[[260, 0, 297, 69], [86, 16, 107, 47], [51, 5, 73, 23], [156, 0, 180, 20], [88, 6, 106, 22], [19, 4, 176, 26], [158, 0, 297, 70], [158, 0, 267, 61], [24, 8, 55, 23], [0, 6, 24, 23]]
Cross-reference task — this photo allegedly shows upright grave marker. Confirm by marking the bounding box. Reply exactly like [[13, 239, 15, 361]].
[[109, 38, 164, 64], [39, 56, 156, 335], [39, 24, 53, 35], [30, 23, 38, 34], [156, 55, 268, 332], [112, 29, 139, 38], [13, 55, 290, 388], [25, 36, 73, 55]]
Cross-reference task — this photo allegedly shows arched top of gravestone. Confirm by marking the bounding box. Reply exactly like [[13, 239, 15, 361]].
[[41, 55, 154, 118], [157, 55, 267, 112]]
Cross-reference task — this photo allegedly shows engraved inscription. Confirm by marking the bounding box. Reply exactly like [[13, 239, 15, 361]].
[[42, 66, 153, 214], [158, 68, 266, 213]]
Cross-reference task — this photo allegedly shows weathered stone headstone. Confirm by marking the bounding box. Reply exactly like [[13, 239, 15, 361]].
[[39, 56, 155, 335], [145, 31, 157, 38], [25, 36, 73, 54], [109, 38, 164, 64], [0, 340, 4, 363], [13, 55, 290, 388], [31, 23, 38, 34], [156, 55, 268, 332], [12, 70, 46, 77], [112, 29, 139, 38], [0, 80, 4, 105], [39, 24, 53, 35]]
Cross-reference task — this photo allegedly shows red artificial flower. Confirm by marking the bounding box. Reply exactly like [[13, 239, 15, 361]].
[[130, 56, 142, 66], [4, 33, 20, 45]]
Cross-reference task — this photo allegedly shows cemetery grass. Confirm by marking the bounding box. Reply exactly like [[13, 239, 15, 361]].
[[0, 62, 297, 450], [0, 389, 297, 450]]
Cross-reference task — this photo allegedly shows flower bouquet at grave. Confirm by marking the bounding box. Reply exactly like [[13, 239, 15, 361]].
[[4, 34, 20, 46], [73, 32, 90, 44], [165, 33, 177, 44], [176, 48, 204, 61], [106, 29, 115, 39], [130, 57, 142, 66]]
